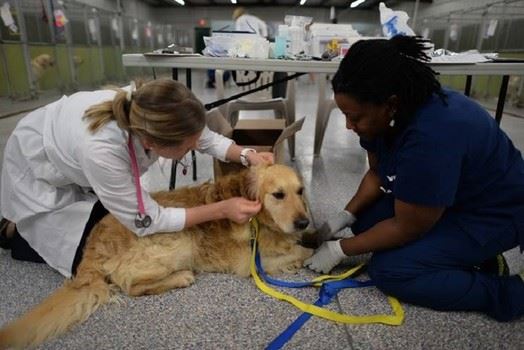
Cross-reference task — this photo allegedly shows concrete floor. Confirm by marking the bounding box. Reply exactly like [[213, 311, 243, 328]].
[[0, 71, 523, 349]]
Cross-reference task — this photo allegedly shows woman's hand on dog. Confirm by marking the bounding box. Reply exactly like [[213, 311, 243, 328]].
[[248, 152, 274, 166], [221, 197, 262, 224], [185, 198, 261, 228]]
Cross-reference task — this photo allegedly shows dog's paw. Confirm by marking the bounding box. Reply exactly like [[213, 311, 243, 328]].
[[301, 247, 314, 259], [174, 270, 195, 287], [280, 259, 303, 274]]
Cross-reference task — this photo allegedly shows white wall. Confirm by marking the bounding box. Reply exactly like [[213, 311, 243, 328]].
[[151, 6, 381, 37]]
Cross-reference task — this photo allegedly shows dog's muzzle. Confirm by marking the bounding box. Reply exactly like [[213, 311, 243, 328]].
[[294, 217, 310, 230]]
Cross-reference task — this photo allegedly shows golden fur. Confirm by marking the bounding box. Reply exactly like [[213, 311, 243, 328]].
[[30, 54, 55, 81], [0, 164, 313, 349]]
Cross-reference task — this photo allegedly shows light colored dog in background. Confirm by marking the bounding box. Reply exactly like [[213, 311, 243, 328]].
[[30, 53, 55, 82], [0, 164, 314, 349], [31, 54, 84, 90]]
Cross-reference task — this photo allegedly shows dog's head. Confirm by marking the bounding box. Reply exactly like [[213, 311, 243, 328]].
[[32, 54, 55, 69], [246, 164, 310, 234]]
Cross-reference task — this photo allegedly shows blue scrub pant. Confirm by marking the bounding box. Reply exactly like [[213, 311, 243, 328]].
[[352, 196, 524, 321]]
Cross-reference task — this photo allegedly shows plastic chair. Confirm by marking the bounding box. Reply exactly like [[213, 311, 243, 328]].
[[215, 70, 297, 159]]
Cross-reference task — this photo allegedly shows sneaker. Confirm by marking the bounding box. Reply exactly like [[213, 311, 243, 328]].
[[476, 254, 510, 276], [0, 218, 14, 250]]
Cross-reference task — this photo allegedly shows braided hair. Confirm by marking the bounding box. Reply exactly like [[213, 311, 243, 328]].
[[332, 36, 446, 130]]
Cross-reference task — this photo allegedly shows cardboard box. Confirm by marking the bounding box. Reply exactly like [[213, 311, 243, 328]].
[[206, 108, 305, 177]]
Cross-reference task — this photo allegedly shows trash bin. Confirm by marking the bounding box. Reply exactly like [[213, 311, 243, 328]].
[[194, 27, 210, 54]]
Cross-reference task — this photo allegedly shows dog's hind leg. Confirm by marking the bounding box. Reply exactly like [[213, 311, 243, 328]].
[[126, 270, 195, 296], [108, 249, 195, 296]]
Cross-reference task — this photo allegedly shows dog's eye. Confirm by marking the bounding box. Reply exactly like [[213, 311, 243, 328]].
[[272, 192, 285, 200], [297, 187, 304, 196]]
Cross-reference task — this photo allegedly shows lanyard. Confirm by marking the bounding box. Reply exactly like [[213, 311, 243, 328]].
[[127, 135, 152, 228]]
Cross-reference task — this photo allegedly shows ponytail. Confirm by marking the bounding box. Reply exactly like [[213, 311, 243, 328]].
[[83, 79, 206, 146]]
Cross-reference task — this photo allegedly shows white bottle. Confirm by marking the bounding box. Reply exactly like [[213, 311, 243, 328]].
[[288, 19, 303, 56]]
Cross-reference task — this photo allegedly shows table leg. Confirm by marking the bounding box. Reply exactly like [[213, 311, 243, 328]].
[[186, 68, 197, 181], [495, 75, 509, 125], [170, 68, 198, 188], [169, 161, 178, 190], [464, 75, 472, 97]]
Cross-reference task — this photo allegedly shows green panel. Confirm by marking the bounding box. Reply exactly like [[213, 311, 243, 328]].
[[55, 45, 73, 89], [102, 46, 125, 82], [2, 44, 30, 97], [439, 75, 467, 93], [73, 46, 102, 88], [0, 46, 9, 96]]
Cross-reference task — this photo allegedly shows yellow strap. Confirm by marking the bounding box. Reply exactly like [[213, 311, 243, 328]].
[[249, 219, 404, 325]]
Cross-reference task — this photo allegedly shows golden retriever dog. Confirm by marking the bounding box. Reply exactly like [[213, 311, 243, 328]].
[[0, 164, 313, 349], [31, 54, 55, 82]]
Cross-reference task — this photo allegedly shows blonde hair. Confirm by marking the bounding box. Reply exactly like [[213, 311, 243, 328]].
[[232, 7, 246, 20], [84, 79, 206, 146]]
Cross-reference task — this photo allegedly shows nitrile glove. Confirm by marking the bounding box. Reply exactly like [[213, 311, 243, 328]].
[[303, 239, 346, 274], [317, 210, 356, 241]]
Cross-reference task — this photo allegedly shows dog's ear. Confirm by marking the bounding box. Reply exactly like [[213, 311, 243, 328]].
[[243, 165, 263, 201]]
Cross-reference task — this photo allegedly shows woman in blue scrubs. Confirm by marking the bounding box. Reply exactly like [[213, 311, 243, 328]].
[[304, 35, 524, 321]]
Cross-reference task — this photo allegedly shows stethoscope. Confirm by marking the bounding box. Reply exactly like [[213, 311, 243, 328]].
[[128, 135, 192, 228], [128, 135, 152, 228]]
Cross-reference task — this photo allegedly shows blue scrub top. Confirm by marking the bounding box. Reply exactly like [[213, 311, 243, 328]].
[[361, 88, 524, 249]]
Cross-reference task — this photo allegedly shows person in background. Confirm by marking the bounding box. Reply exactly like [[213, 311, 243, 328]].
[[304, 36, 524, 322], [233, 7, 268, 38], [0, 79, 272, 278]]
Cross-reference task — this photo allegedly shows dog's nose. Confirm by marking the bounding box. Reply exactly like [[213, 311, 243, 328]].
[[294, 218, 310, 230]]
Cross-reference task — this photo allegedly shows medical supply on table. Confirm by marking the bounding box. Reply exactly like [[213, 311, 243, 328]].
[[379, 2, 415, 38], [203, 31, 269, 58]]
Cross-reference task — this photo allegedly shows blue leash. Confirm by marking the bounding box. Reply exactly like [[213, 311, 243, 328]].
[[254, 249, 374, 350]]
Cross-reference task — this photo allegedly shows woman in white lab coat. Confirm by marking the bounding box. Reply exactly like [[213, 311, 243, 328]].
[[0, 79, 271, 278]]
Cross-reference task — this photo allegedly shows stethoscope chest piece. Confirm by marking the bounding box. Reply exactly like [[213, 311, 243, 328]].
[[135, 213, 152, 228]]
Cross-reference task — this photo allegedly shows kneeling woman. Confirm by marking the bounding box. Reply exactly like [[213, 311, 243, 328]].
[[305, 36, 524, 322], [0, 79, 272, 278]]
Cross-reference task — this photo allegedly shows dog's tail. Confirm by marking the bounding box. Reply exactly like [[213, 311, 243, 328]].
[[0, 269, 112, 349]]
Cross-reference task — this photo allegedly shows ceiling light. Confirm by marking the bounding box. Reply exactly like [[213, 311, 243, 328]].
[[300, 0, 307, 5], [350, 0, 365, 8], [173, 0, 185, 4], [231, 0, 237, 3]]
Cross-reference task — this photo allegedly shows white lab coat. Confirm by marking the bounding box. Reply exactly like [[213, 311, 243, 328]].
[[235, 14, 268, 38], [0, 89, 233, 277]]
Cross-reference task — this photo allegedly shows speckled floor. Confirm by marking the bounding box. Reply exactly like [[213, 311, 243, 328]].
[[1, 71, 523, 349]]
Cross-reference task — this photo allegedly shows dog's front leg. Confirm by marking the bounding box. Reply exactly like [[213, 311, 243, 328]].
[[261, 245, 313, 275]]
